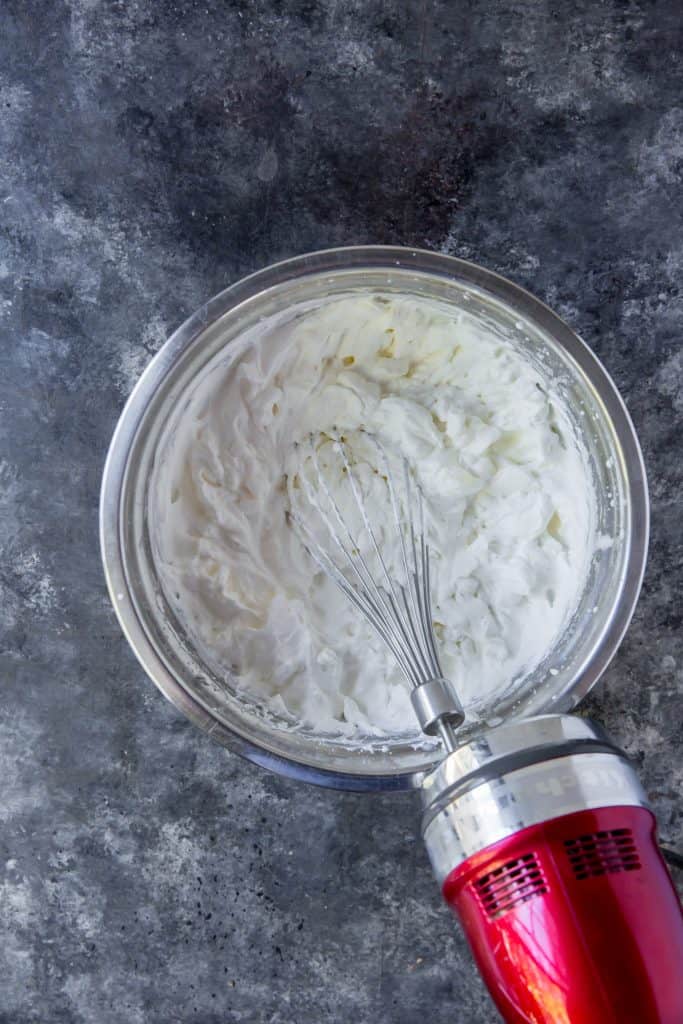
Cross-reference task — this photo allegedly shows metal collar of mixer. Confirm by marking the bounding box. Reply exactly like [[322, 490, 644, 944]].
[[421, 714, 650, 885]]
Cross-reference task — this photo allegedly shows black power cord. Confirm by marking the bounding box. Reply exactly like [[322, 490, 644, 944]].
[[661, 846, 683, 872]]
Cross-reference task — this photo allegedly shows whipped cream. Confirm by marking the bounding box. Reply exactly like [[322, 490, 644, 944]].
[[151, 292, 594, 739]]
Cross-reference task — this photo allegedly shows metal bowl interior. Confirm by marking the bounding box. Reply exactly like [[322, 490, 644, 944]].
[[100, 247, 648, 791]]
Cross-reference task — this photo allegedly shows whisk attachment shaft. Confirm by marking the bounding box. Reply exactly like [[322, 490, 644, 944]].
[[411, 678, 463, 751], [288, 431, 465, 747]]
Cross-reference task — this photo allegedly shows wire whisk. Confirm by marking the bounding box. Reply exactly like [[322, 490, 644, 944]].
[[287, 431, 464, 750]]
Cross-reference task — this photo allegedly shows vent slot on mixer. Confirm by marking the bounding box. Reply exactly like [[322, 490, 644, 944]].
[[474, 853, 549, 920], [564, 828, 642, 880]]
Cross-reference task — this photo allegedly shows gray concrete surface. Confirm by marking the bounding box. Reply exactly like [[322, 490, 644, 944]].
[[1, 2, 682, 1021]]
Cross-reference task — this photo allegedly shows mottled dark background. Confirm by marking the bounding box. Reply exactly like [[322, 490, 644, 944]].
[[2, 1, 682, 1022]]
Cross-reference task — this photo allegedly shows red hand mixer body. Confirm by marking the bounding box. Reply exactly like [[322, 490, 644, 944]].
[[421, 715, 683, 1024], [290, 434, 683, 1022]]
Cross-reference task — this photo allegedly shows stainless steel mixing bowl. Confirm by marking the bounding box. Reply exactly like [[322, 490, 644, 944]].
[[100, 247, 648, 791]]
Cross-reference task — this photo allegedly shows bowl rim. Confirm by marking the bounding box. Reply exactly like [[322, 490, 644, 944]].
[[100, 245, 649, 791]]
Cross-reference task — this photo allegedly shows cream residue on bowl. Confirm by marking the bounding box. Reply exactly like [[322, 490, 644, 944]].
[[151, 292, 595, 739]]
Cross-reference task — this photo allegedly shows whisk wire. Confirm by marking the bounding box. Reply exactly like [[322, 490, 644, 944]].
[[292, 512, 419, 684], [288, 431, 465, 742], [380, 440, 437, 681], [334, 440, 426, 675], [397, 455, 442, 681], [298, 441, 426, 685], [294, 433, 439, 685]]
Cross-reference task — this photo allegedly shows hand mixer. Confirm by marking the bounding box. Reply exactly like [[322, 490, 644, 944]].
[[289, 431, 683, 1024]]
